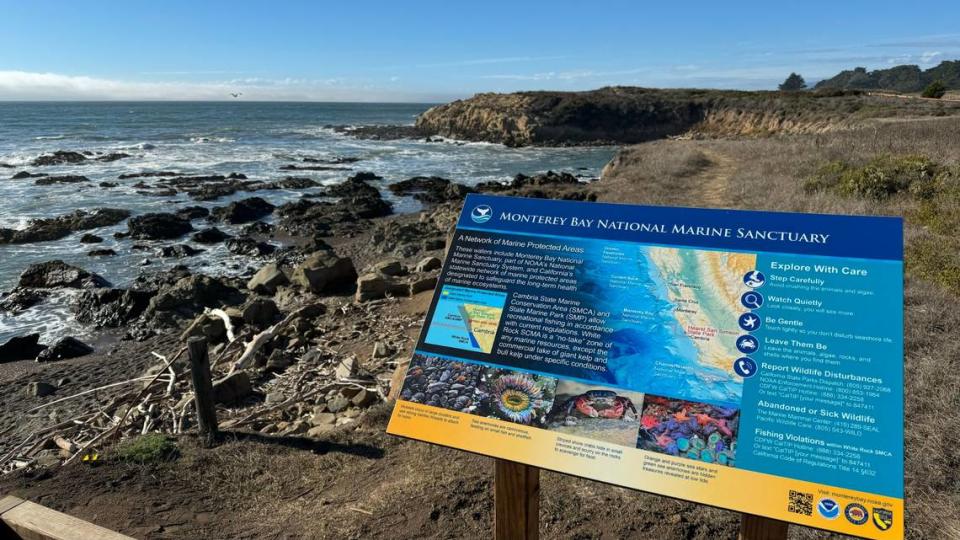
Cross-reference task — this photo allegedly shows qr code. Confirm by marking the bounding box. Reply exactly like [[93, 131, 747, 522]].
[[788, 490, 813, 516]]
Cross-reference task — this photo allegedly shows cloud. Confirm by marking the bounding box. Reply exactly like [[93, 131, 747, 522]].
[[0, 70, 451, 101], [920, 51, 943, 64]]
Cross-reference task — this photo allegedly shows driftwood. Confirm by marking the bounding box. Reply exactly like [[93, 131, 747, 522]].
[[230, 304, 319, 374]]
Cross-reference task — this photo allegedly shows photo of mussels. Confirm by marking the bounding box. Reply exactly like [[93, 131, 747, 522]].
[[398, 353, 483, 413], [475, 368, 557, 427], [636, 394, 740, 466]]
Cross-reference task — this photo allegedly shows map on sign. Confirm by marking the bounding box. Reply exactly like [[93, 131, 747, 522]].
[[389, 194, 905, 540], [425, 285, 506, 354], [598, 246, 756, 404]]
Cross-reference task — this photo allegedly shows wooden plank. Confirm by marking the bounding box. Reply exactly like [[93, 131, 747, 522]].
[[187, 336, 219, 447], [739, 514, 789, 540], [494, 459, 539, 540], [0, 496, 26, 516], [1, 498, 134, 540]]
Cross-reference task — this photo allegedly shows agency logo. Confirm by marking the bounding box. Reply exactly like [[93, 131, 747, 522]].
[[872, 508, 893, 531], [844, 503, 868, 525], [470, 204, 493, 224], [817, 498, 840, 520]]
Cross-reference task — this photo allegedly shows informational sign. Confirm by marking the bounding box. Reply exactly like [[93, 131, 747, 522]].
[[387, 194, 903, 539]]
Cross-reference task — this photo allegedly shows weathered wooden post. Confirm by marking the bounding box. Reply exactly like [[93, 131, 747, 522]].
[[494, 459, 539, 540], [187, 336, 219, 447], [739, 514, 789, 540]]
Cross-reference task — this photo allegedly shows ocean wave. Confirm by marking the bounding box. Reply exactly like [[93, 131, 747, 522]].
[[190, 136, 236, 144], [34, 135, 67, 141]]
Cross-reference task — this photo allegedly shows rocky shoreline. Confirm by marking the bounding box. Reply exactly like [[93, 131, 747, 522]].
[[0, 150, 601, 468]]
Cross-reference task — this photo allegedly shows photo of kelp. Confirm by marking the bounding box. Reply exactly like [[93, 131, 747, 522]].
[[475, 367, 558, 427], [398, 353, 483, 414], [546, 381, 643, 447], [636, 394, 740, 466]]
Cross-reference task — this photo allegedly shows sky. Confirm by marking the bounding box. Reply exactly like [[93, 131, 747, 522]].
[[1, 0, 959, 102]]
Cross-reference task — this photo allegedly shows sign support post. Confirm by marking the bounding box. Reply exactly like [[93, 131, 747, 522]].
[[494, 459, 539, 540], [738, 514, 788, 540]]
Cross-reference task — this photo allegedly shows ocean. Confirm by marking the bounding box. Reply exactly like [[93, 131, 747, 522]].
[[0, 102, 617, 343]]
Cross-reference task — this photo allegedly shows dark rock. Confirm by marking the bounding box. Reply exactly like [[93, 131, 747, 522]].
[[325, 176, 381, 198], [330, 124, 427, 141], [158, 244, 204, 258], [211, 197, 275, 224], [87, 248, 117, 257], [0, 289, 46, 313], [118, 171, 180, 180], [242, 221, 275, 236], [212, 371, 252, 405], [35, 175, 90, 185], [388, 176, 474, 204], [415, 256, 442, 272], [174, 206, 210, 220], [36, 337, 93, 362], [373, 260, 404, 276], [0, 334, 46, 363], [79, 233, 103, 243], [25, 381, 57, 397], [291, 252, 357, 293], [242, 298, 279, 326], [94, 152, 131, 162], [75, 288, 154, 327], [276, 176, 319, 189], [99, 182, 119, 188], [351, 389, 379, 407], [137, 187, 177, 197], [0, 208, 130, 245], [127, 213, 194, 240], [32, 151, 87, 166], [247, 263, 289, 294], [225, 237, 275, 257], [11, 171, 46, 179], [301, 156, 361, 164], [276, 186, 392, 237], [370, 220, 445, 257], [192, 227, 231, 244], [18, 260, 109, 289], [279, 164, 351, 172], [148, 274, 242, 313]]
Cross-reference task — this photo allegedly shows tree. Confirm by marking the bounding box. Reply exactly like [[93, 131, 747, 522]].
[[922, 79, 947, 99], [779, 73, 807, 91]]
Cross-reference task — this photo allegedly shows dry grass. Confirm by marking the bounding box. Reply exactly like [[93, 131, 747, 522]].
[[597, 115, 960, 539]]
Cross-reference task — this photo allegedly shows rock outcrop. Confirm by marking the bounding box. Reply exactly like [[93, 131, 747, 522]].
[[0, 209, 130, 245]]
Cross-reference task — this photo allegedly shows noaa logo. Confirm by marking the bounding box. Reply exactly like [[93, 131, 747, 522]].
[[817, 498, 840, 520], [470, 204, 493, 224], [844, 503, 868, 525]]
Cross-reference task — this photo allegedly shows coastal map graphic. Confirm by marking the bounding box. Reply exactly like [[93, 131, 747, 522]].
[[426, 285, 507, 354]]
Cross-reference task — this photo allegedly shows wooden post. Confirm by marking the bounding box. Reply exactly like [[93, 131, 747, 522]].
[[187, 337, 219, 447], [739, 514, 789, 540], [494, 459, 539, 540]]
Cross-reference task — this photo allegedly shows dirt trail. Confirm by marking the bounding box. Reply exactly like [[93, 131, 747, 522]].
[[695, 149, 736, 207]]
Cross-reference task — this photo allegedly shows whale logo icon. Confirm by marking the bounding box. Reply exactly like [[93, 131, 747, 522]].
[[471, 205, 493, 224]]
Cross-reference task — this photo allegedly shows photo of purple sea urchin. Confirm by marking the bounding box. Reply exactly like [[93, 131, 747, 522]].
[[477, 368, 557, 427]]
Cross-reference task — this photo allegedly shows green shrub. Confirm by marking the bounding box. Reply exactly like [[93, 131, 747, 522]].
[[922, 80, 947, 99], [805, 155, 944, 200], [907, 238, 960, 296], [115, 434, 178, 463]]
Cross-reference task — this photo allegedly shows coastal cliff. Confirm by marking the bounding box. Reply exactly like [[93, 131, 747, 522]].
[[416, 86, 960, 146]]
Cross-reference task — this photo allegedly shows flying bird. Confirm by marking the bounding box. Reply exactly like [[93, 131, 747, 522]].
[[230, 92, 243, 98]]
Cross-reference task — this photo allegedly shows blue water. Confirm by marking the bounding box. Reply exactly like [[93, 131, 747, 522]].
[[0, 102, 617, 342]]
